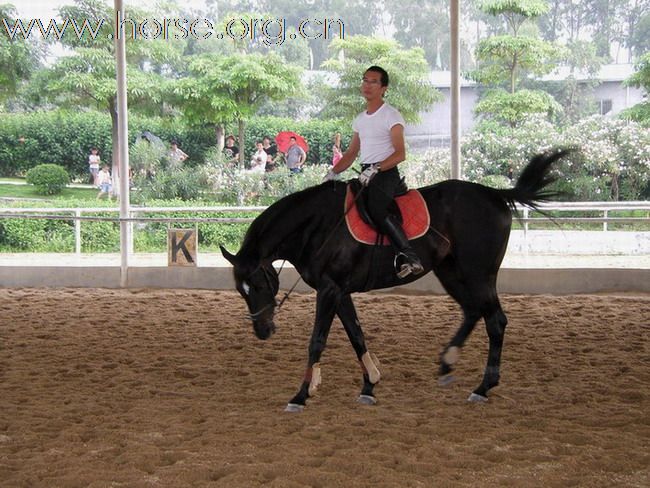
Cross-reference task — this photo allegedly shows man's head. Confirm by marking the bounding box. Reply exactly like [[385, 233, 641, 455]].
[[289, 136, 297, 145], [91, 147, 98, 154], [361, 66, 389, 99], [366, 66, 389, 86], [256, 141, 263, 149], [226, 135, 235, 146]]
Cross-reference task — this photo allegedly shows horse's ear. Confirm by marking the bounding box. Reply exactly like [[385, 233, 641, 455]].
[[220, 245, 237, 265]]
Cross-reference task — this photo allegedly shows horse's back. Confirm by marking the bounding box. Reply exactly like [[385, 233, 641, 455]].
[[418, 179, 513, 227], [417, 180, 513, 275]]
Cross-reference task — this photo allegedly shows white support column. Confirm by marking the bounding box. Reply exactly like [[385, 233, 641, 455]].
[[114, 0, 131, 287], [450, 0, 461, 179]]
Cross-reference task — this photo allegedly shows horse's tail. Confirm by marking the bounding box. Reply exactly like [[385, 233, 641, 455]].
[[498, 149, 570, 213]]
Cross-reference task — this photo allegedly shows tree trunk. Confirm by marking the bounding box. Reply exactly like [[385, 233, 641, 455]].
[[611, 174, 620, 201], [216, 125, 224, 151], [238, 119, 245, 167]]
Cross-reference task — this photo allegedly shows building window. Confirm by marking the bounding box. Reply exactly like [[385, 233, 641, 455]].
[[599, 99, 613, 115]]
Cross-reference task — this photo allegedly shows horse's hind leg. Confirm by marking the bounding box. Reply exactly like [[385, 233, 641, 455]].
[[469, 302, 508, 402], [436, 261, 509, 401], [433, 260, 482, 383], [438, 307, 482, 383], [337, 294, 381, 405]]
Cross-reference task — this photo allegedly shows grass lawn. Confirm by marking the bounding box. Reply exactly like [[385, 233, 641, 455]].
[[0, 183, 99, 201]]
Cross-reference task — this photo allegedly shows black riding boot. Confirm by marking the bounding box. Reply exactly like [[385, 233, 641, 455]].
[[382, 215, 424, 278]]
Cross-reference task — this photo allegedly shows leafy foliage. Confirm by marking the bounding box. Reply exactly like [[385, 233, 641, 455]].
[[470, 0, 566, 125], [621, 53, 650, 126], [474, 88, 563, 125], [479, 0, 551, 19], [321, 36, 441, 122], [0, 4, 42, 104], [25, 164, 70, 195], [173, 51, 302, 164]]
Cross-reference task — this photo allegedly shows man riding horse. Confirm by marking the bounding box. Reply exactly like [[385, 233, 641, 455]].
[[325, 65, 424, 278]]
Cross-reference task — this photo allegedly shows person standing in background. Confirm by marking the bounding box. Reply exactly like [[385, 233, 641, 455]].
[[285, 136, 306, 174], [88, 148, 101, 186]]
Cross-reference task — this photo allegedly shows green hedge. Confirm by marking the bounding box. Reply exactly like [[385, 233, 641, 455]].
[[0, 198, 255, 253], [0, 111, 214, 179], [0, 111, 352, 180]]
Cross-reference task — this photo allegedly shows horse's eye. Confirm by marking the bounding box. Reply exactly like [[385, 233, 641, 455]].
[[242, 281, 250, 295]]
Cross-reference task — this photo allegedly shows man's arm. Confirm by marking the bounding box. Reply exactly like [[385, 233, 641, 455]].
[[377, 124, 406, 172], [332, 132, 360, 174]]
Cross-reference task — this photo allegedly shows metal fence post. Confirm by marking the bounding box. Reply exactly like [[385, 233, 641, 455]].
[[524, 208, 529, 232], [75, 209, 81, 254]]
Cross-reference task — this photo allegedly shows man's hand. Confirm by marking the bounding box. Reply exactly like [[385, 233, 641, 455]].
[[359, 164, 380, 186], [323, 169, 338, 182]]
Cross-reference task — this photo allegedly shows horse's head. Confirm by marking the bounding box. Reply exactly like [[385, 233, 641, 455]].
[[221, 245, 279, 340]]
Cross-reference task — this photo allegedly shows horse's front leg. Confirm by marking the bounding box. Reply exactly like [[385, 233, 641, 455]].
[[285, 283, 340, 413], [337, 294, 381, 405]]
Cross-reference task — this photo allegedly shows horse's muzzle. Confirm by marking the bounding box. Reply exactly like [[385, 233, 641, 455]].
[[253, 319, 276, 340]]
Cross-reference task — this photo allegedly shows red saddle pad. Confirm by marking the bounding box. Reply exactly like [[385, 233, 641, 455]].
[[344, 186, 430, 245]]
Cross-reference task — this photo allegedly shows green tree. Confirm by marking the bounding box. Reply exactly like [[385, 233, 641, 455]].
[[584, 0, 626, 60], [628, 8, 650, 59], [207, 0, 381, 69], [0, 4, 42, 106], [526, 40, 603, 124], [385, 0, 448, 68], [321, 36, 441, 123], [29, 0, 183, 170], [621, 53, 650, 126], [173, 52, 301, 165], [469, 0, 566, 126]]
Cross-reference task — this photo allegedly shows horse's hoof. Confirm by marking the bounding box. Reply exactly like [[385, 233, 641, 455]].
[[467, 393, 488, 403], [357, 394, 377, 405], [438, 375, 455, 387], [284, 403, 305, 413]]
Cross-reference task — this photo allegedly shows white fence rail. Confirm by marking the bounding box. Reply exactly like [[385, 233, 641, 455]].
[[0, 202, 648, 254]]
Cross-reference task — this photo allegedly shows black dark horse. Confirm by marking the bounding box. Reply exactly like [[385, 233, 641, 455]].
[[221, 150, 567, 412]]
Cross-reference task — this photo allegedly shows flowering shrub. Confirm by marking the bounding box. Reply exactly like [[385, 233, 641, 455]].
[[202, 148, 327, 205], [462, 115, 650, 200], [400, 149, 451, 188]]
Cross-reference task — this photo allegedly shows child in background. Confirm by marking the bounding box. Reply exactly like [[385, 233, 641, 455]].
[[88, 148, 101, 185], [96, 165, 112, 200]]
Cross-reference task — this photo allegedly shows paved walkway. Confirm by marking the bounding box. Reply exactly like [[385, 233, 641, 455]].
[[0, 252, 648, 269], [0, 179, 94, 189]]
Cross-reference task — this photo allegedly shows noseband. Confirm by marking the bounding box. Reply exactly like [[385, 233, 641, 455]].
[[245, 263, 280, 321]]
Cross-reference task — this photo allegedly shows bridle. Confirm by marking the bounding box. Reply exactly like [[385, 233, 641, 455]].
[[243, 183, 364, 321], [244, 262, 281, 321]]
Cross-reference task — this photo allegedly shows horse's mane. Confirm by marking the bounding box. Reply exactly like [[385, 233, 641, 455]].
[[239, 182, 345, 259]]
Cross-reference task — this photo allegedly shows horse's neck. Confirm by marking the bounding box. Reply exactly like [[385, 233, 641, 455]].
[[242, 185, 338, 260]]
